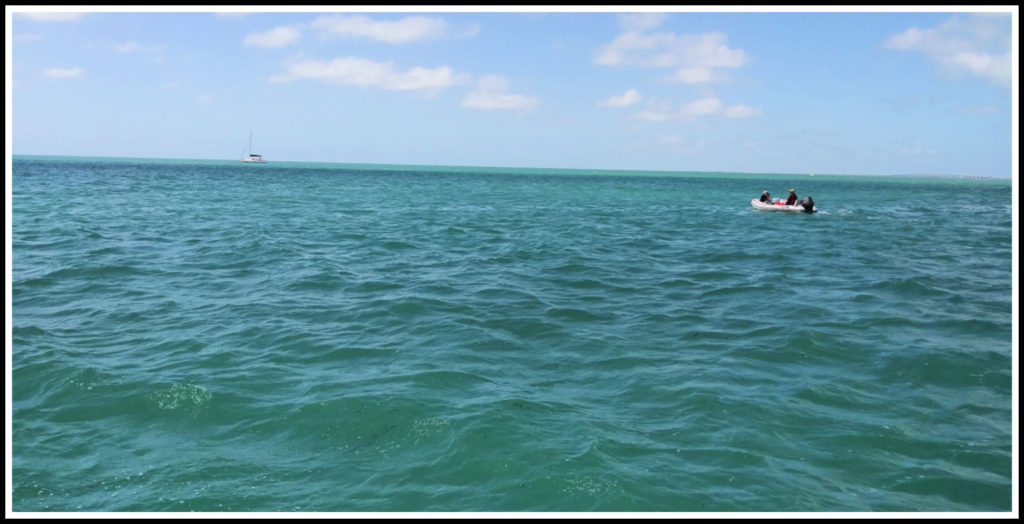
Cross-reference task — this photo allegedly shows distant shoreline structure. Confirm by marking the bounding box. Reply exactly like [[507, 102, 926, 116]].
[[889, 173, 995, 180]]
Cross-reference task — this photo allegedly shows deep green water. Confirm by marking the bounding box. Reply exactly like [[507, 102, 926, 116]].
[[10, 156, 1014, 512]]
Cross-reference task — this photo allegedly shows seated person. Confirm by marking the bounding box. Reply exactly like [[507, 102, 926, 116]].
[[786, 189, 798, 205], [759, 191, 771, 202]]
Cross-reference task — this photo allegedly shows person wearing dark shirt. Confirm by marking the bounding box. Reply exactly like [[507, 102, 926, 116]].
[[798, 196, 815, 213], [760, 191, 771, 203], [786, 188, 798, 205]]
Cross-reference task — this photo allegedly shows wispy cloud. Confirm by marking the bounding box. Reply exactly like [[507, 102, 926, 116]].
[[14, 33, 44, 44], [310, 14, 478, 44], [634, 98, 674, 122], [619, 13, 669, 32], [634, 95, 762, 121], [596, 31, 749, 69], [900, 141, 936, 156], [596, 16, 760, 122], [113, 41, 141, 53], [112, 41, 167, 54], [42, 67, 83, 78], [242, 14, 478, 51], [595, 14, 750, 85], [243, 26, 301, 48], [598, 89, 643, 108], [669, 67, 723, 85], [16, 12, 84, 23], [680, 97, 724, 117], [955, 104, 1000, 114], [636, 110, 672, 122], [270, 57, 463, 92], [462, 75, 539, 110], [722, 104, 763, 118], [884, 13, 1011, 87]]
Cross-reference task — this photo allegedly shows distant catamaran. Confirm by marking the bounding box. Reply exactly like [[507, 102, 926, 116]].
[[241, 131, 267, 163]]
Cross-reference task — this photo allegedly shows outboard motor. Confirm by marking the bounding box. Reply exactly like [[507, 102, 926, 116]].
[[799, 196, 815, 213]]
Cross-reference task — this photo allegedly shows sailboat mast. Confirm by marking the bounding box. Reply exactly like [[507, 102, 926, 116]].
[[241, 130, 267, 163]]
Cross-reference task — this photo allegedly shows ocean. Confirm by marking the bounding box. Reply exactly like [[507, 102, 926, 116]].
[[9, 156, 1015, 513]]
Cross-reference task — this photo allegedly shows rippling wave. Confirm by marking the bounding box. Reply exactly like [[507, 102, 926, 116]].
[[11, 158, 1013, 512]]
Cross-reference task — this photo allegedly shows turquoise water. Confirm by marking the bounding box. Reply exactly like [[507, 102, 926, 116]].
[[10, 156, 1014, 513]]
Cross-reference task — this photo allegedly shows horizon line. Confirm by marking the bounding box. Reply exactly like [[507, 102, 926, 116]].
[[11, 153, 1011, 180]]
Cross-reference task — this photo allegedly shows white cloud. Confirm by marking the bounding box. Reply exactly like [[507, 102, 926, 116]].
[[723, 104, 763, 118], [884, 13, 1011, 87], [599, 89, 643, 107], [633, 98, 674, 121], [244, 26, 301, 48], [14, 33, 44, 44], [596, 30, 749, 70], [669, 67, 718, 84], [596, 15, 749, 89], [475, 75, 510, 92], [900, 141, 936, 156], [271, 57, 461, 91], [42, 67, 83, 78], [111, 41, 168, 60], [636, 109, 672, 122], [195, 94, 215, 103], [956, 104, 999, 114], [946, 52, 1011, 84], [113, 41, 141, 53], [311, 14, 477, 44], [462, 75, 539, 110], [462, 91, 539, 110], [633, 95, 761, 121], [619, 13, 669, 32], [16, 12, 84, 23], [681, 97, 723, 116]]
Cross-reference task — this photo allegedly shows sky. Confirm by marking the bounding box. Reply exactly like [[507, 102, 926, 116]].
[[6, 6, 1018, 177]]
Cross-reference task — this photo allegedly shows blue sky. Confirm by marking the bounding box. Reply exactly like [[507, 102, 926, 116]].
[[6, 7, 1017, 177]]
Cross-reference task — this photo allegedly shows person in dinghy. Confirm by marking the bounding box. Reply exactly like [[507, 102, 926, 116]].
[[796, 195, 815, 213], [788, 188, 816, 213], [752, 190, 816, 213]]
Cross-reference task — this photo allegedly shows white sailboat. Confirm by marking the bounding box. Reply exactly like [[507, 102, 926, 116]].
[[241, 131, 267, 163]]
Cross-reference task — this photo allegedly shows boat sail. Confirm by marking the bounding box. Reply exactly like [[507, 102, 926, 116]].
[[241, 131, 267, 163]]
